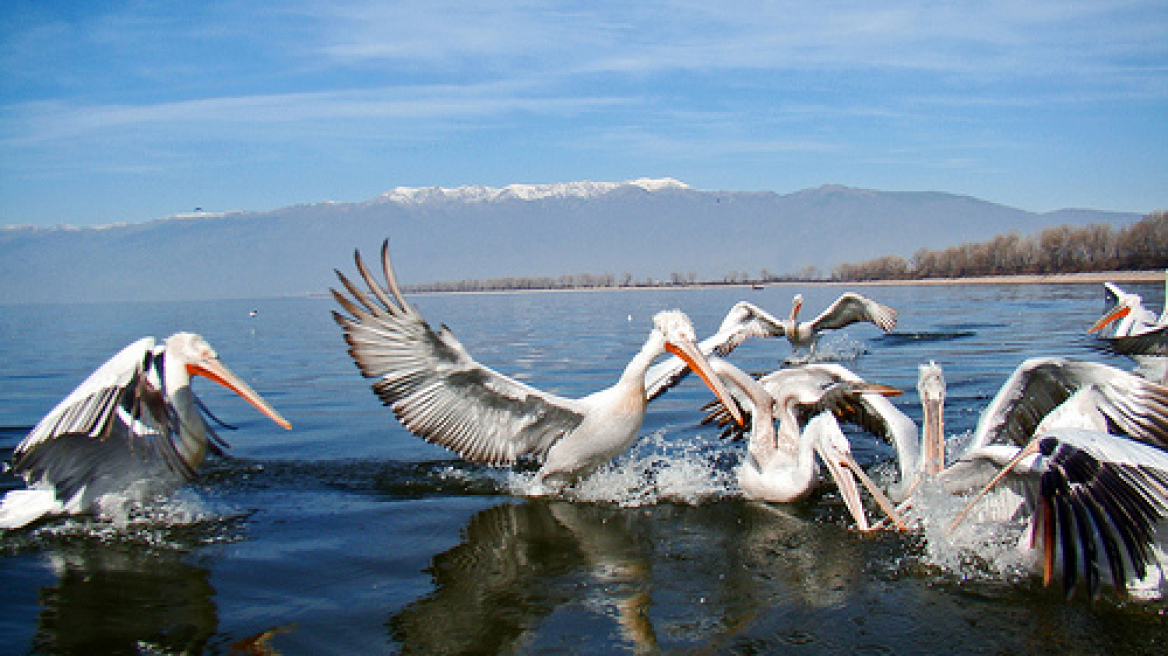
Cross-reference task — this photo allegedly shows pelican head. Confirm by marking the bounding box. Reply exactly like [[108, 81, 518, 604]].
[[652, 311, 744, 426], [791, 294, 804, 321], [166, 332, 291, 430]]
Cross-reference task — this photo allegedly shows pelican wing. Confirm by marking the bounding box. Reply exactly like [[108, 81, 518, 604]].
[[645, 301, 787, 400], [1031, 428, 1168, 598], [971, 357, 1168, 450], [1094, 326, 1168, 357], [806, 293, 897, 333], [13, 338, 204, 500], [333, 242, 586, 466]]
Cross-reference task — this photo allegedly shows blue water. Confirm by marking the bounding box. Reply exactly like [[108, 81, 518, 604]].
[[2, 281, 1167, 654]]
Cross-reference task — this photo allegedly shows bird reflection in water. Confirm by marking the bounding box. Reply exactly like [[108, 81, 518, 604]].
[[29, 539, 218, 654], [387, 498, 876, 653]]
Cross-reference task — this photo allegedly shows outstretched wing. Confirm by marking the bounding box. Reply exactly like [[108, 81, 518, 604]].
[[971, 357, 1168, 450], [332, 241, 586, 466], [807, 293, 898, 333], [12, 338, 206, 501], [1093, 326, 1168, 357], [1031, 428, 1168, 598]]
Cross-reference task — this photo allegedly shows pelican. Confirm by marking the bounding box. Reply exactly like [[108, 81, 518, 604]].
[[909, 361, 1168, 597], [709, 362, 923, 503], [1090, 281, 1168, 383], [0, 333, 291, 530], [949, 427, 1168, 598], [963, 357, 1168, 455], [704, 359, 908, 531], [645, 294, 897, 399], [331, 241, 744, 493], [1089, 281, 1165, 338]]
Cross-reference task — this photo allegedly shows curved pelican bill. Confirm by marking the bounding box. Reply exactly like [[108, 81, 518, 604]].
[[187, 358, 292, 430], [664, 340, 744, 427], [1088, 305, 1131, 334]]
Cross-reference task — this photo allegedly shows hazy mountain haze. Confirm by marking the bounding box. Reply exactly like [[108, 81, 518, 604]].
[[0, 179, 1143, 304]]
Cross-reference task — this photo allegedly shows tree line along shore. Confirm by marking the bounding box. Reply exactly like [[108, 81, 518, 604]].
[[404, 210, 1167, 293]]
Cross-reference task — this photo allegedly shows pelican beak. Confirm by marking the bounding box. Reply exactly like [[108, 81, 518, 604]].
[[947, 437, 1040, 532], [818, 447, 872, 531], [921, 396, 945, 477], [666, 339, 745, 426], [812, 422, 908, 532], [1088, 305, 1130, 333], [834, 449, 909, 532], [852, 382, 903, 397], [187, 358, 293, 430]]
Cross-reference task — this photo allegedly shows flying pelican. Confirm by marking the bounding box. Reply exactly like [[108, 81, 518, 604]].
[[908, 361, 1168, 597], [704, 359, 908, 530], [331, 240, 744, 493], [0, 333, 291, 530], [644, 294, 898, 399]]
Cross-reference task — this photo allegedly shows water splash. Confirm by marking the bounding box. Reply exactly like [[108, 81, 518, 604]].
[[507, 429, 739, 507], [909, 482, 1037, 587]]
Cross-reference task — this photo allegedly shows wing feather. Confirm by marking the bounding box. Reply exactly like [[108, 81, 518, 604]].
[[972, 358, 1168, 450], [333, 241, 586, 466], [1033, 429, 1168, 596], [808, 293, 898, 333], [12, 338, 203, 501]]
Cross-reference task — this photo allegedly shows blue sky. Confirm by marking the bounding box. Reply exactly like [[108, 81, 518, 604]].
[[1, 0, 1165, 227]]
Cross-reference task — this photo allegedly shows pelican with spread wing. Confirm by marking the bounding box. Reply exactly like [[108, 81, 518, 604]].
[[1, 333, 291, 529], [645, 294, 897, 399], [331, 241, 743, 492], [912, 360, 1168, 598]]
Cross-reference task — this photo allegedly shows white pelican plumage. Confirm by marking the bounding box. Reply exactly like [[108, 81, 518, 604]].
[[909, 361, 1168, 597], [1090, 281, 1165, 338], [644, 294, 897, 399], [331, 241, 743, 492], [0, 333, 291, 530], [964, 356, 1168, 455], [704, 359, 908, 530], [1090, 281, 1168, 383], [951, 428, 1168, 598]]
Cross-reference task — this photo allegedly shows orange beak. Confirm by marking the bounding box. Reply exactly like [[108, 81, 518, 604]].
[[188, 358, 292, 430], [666, 340, 745, 426], [1088, 305, 1131, 334]]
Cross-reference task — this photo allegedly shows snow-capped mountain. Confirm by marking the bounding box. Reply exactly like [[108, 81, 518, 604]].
[[0, 180, 1145, 303], [374, 178, 690, 205]]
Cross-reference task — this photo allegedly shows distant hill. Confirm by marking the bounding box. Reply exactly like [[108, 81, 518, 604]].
[[0, 178, 1146, 303]]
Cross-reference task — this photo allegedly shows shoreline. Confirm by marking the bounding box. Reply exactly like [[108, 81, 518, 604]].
[[401, 270, 1165, 296]]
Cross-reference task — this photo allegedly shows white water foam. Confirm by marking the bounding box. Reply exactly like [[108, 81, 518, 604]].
[[506, 428, 739, 507]]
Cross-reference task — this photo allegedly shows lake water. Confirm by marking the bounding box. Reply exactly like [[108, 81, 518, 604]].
[[2, 281, 1167, 654]]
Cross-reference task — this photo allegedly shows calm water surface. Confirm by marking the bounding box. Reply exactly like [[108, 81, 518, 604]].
[[2, 282, 1167, 654]]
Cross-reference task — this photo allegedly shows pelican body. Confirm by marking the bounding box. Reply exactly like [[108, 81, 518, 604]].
[[705, 359, 907, 530], [1, 333, 291, 529], [331, 240, 743, 492], [1090, 281, 1168, 383], [914, 361, 1168, 597]]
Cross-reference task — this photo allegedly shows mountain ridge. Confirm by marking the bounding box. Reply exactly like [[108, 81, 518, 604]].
[[0, 179, 1146, 304]]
